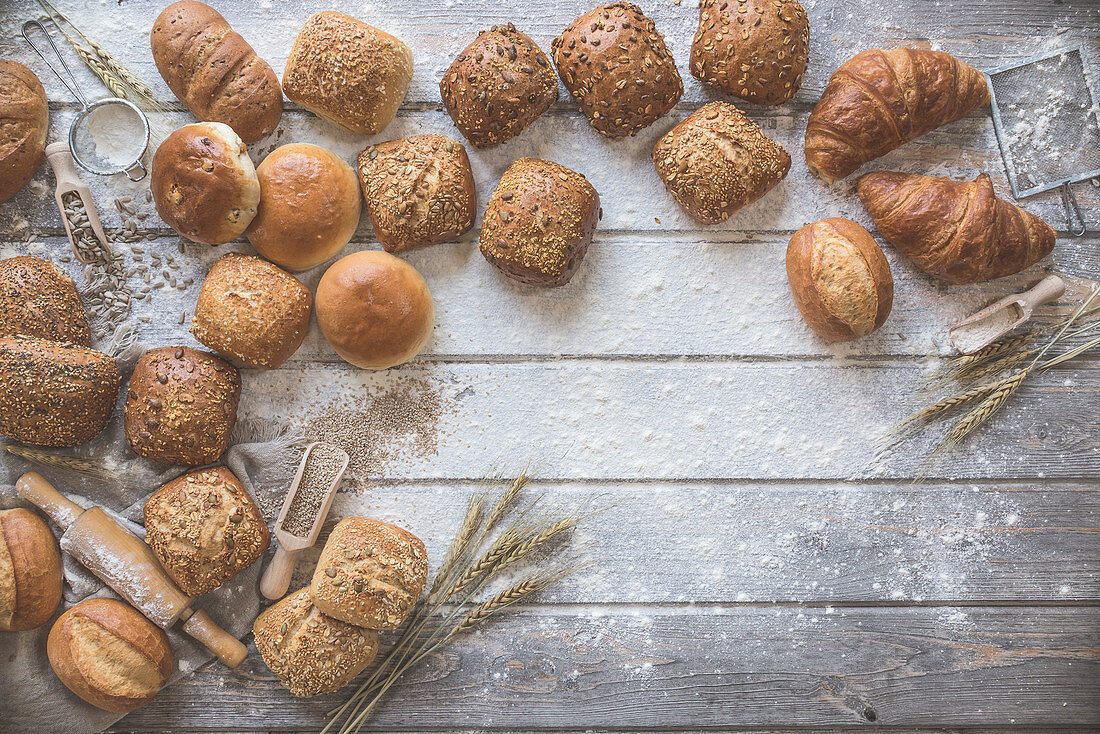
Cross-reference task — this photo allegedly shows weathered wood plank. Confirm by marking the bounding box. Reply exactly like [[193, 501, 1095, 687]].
[[111, 606, 1100, 731]]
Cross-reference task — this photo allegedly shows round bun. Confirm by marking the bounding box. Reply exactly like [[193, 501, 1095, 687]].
[[315, 251, 433, 370], [47, 598, 173, 713], [246, 143, 361, 271], [0, 508, 62, 631], [151, 121, 260, 245], [0, 60, 48, 205]]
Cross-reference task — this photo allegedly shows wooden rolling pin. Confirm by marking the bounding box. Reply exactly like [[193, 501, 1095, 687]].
[[16, 471, 247, 668]]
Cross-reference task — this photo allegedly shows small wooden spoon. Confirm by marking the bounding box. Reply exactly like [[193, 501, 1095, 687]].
[[45, 141, 110, 264], [949, 275, 1066, 354], [260, 442, 349, 600]]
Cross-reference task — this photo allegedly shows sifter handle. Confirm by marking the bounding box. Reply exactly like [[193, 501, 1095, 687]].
[[16, 471, 83, 530], [259, 545, 301, 601], [182, 609, 248, 668]]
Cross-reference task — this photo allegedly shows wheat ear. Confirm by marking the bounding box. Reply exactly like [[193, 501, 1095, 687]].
[[937, 369, 1030, 452], [428, 489, 485, 596], [2, 444, 117, 479]]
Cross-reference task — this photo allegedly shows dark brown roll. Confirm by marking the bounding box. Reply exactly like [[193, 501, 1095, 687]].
[[0, 256, 91, 345]]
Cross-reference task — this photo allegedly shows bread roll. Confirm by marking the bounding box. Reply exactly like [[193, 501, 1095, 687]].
[[47, 598, 172, 713], [690, 0, 809, 106], [151, 122, 260, 245], [551, 2, 682, 138], [282, 11, 413, 135], [0, 508, 62, 631], [652, 101, 790, 224], [0, 256, 91, 345], [357, 134, 476, 253], [440, 23, 558, 148], [124, 346, 241, 466], [144, 466, 270, 596], [253, 587, 379, 697], [0, 336, 121, 447], [151, 1, 282, 143], [310, 517, 427, 630], [786, 218, 893, 341], [0, 60, 48, 205], [315, 251, 434, 370], [191, 253, 312, 368], [479, 157, 601, 287], [245, 143, 361, 271]]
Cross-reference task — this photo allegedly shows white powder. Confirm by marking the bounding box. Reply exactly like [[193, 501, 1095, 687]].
[[79, 103, 146, 168], [949, 304, 1023, 354]]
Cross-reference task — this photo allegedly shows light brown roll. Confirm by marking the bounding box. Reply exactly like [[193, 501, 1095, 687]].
[[144, 466, 270, 597], [786, 218, 893, 341], [0, 336, 121, 447], [124, 346, 241, 466], [282, 11, 413, 135], [245, 143, 361, 271], [0, 60, 48, 205], [0, 508, 62, 632], [47, 598, 173, 713], [310, 517, 427, 630], [151, 122, 260, 245], [315, 251, 434, 370], [191, 253, 312, 368], [253, 587, 379, 698], [0, 256, 91, 345], [357, 134, 476, 253]]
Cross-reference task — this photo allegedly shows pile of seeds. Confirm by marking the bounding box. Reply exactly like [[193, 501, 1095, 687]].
[[282, 442, 348, 537]]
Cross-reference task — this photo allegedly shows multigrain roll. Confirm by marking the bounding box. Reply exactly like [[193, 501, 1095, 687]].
[[0, 508, 63, 632], [315, 251, 434, 370], [440, 23, 558, 148], [0, 256, 91, 345], [246, 143, 362, 272], [124, 346, 241, 466], [151, 122, 260, 245], [253, 587, 379, 697], [282, 11, 413, 135], [690, 0, 810, 106], [0, 336, 121, 447], [652, 101, 790, 224], [192, 253, 312, 369], [310, 517, 428, 630], [551, 2, 682, 138], [47, 598, 172, 713], [479, 157, 601, 287], [0, 60, 48, 205], [144, 466, 270, 596], [357, 134, 476, 253]]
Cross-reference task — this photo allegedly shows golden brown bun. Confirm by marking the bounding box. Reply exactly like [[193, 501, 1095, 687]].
[[440, 23, 558, 148], [253, 587, 379, 697], [357, 135, 476, 253], [805, 48, 990, 183], [786, 218, 893, 342], [151, 122, 260, 245], [310, 517, 428, 630], [0, 508, 62, 631], [246, 143, 361, 271], [124, 346, 241, 466], [652, 101, 790, 224], [191, 253, 312, 368], [0, 256, 91, 345], [0, 60, 48, 205], [47, 598, 172, 713], [144, 466, 270, 596], [0, 336, 121, 447], [690, 0, 809, 106], [552, 2, 682, 138], [150, 1, 283, 143], [282, 11, 413, 135], [315, 251, 434, 370], [479, 157, 601, 287], [857, 172, 1055, 284]]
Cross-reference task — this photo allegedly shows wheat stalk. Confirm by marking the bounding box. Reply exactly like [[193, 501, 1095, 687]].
[[2, 444, 117, 479]]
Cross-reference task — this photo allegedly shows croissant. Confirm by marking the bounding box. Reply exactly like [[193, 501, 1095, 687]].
[[857, 171, 1056, 284], [805, 48, 990, 183]]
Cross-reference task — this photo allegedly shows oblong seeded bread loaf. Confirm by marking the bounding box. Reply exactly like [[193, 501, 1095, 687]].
[[0, 256, 91, 345], [0, 60, 48, 205]]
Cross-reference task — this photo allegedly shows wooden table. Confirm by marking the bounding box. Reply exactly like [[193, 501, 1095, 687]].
[[2, 0, 1098, 731]]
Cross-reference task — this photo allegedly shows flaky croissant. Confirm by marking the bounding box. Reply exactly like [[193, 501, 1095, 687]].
[[857, 172, 1056, 284], [805, 48, 990, 183]]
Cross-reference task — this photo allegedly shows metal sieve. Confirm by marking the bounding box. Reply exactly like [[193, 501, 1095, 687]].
[[22, 19, 149, 181]]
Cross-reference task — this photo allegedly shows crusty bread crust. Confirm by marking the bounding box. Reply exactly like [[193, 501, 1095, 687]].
[[0, 256, 91, 345], [0, 60, 48, 204], [0, 508, 62, 632]]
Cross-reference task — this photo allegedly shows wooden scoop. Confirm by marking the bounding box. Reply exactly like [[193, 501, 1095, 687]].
[[949, 275, 1066, 354], [16, 471, 248, 668], [45, 141, 110, 264], [260, 442, 349, 600]]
